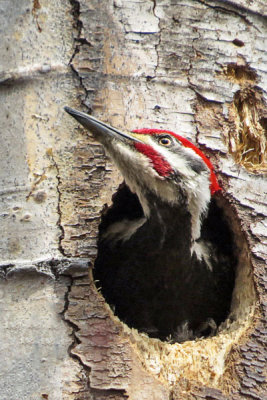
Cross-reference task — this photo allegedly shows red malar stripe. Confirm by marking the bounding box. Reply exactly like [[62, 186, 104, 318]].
[[134, 142, 173, 177], [133, 129, 221, 195]]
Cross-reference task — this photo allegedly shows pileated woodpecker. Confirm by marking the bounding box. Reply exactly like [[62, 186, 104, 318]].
[[65, 106, 236, 342]]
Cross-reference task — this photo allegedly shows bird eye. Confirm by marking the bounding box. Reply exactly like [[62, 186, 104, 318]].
[[159, 136, 172, 146]]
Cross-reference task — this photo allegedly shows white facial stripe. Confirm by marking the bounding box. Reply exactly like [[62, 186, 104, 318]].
[[146, 136, 211, 241], [104, 135, 211, 245], [106, 140, 178, 211], [147, 136, 197, 179], [183, 146, 204, 161]]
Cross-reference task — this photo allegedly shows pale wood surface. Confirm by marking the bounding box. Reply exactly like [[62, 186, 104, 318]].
[[0, 1, 266, 399]]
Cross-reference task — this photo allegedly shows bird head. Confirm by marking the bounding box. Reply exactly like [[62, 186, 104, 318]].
[[65, 107, 221, 240]]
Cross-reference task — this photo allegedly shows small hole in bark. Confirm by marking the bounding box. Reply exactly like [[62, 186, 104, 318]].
[[232, 38, 244, 47], [224, 63, 257, 82], [94, 183, 238, 342]]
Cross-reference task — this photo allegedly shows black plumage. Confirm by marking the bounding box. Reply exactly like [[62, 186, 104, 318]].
[[94, 183, 236, 342], [64, 106, 236, 342]]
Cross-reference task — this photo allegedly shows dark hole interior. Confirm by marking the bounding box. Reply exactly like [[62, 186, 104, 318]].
[[94, 183, 236, 343]]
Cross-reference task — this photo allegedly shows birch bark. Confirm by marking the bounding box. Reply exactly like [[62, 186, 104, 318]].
[[0, 1, 266, 399]]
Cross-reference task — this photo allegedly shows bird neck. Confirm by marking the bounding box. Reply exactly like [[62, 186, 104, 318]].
[[141, 188, 193, 251], [125, 171, 208, 245]]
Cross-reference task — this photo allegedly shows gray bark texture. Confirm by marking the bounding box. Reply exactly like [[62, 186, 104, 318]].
[[0, 0, 266, 399]]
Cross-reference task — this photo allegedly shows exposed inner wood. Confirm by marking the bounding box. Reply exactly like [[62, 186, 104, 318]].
[[228, 87, 267, 172], [1, 0, 266, 399], [64, 0, 265, 397], [85, 189, 256, 389], [94, 184, 237, 343]]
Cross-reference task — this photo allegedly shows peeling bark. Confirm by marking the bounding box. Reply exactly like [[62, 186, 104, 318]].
[[0, 0, 266, 399], [64, 0, 267, 398]]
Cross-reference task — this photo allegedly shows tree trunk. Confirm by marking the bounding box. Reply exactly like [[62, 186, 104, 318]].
[[0, 1, 266, 399]]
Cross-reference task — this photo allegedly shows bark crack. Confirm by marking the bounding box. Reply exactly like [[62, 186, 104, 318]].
[[32, 0, 42, 32], [62, 273, 129, 398], [61, 274, 92, 392], [49, 259, 95, 397], [195, 0, 261, 32], [48, 151, 66, 256], [68, 0, 91, 110], [151, 0, 161, 76], [200, 0, 267, 19]]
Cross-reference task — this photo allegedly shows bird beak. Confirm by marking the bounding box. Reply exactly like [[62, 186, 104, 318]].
[[64, 106, 143, 144]]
